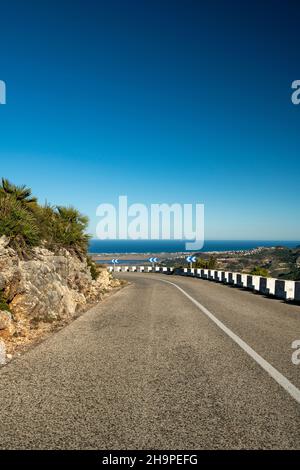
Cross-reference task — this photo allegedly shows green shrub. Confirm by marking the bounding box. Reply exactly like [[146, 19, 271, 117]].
[[0, 178, 90, 258], [250, 266, 269, 277], [86, 256, 100, 280], [0, 194, 40, 253], [194, 256, 217, 269], [51, 206, 90, 256], [0, 291, 10, 312]]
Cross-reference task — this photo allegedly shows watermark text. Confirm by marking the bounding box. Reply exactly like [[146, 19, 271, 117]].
[[0, 80, 6, 104], [96, 196, 204, 250]]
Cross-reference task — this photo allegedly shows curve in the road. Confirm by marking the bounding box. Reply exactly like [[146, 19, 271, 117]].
[[156, 278, 300, 405]]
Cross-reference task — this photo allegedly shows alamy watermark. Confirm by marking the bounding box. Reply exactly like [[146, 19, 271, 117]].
[[291, 80, 300, 104], [0, 80, 6, 104], [96, 196, 204, 250]]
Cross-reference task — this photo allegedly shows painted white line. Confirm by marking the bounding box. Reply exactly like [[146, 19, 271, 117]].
[[158, 278, 300, 405]]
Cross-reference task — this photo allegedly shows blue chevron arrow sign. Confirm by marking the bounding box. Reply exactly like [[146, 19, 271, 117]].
[[186, 256, 196, 263], [149, 257, 159, 263], [111, 259, 119, 264]]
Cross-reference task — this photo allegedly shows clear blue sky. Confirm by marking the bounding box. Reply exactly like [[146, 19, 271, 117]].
[[0, 0, 299, 240]]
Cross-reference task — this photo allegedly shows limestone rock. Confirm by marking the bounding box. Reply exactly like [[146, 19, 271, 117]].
[[0, 236, 120, 349], [0, 310, 12, 330], [0, 339, 6, 365]]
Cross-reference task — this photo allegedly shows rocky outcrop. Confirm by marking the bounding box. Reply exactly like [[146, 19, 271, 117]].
[[0, 236, 120, 358]]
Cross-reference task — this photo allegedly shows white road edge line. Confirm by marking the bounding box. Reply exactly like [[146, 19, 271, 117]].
[[158, 278, 300, 405]]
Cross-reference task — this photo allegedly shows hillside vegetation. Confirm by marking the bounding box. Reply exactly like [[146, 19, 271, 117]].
[[164, 247, 300, 281], [0, 178, 122, 361], [0, 177, 90, 259]]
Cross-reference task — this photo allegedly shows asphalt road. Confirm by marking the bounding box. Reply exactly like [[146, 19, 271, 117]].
[[0, 273, 299, 449]]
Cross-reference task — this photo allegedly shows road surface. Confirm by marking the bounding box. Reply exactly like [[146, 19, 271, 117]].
[[0, 272, 299, 449]]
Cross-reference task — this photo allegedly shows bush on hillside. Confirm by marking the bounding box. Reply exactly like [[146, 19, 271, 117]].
[[86, 256, 100, 280], [250, 266, 269, 277], [194, 256, 217, 269], [0, 177, 90, 259], [0, 194, 40, 253]]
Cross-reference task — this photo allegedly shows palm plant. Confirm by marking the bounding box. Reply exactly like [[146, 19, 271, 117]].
[[0, 178, 38, 211], [0, 177, 91, 259], [0, 193, 40, 254], [53, 206, 90, 257]]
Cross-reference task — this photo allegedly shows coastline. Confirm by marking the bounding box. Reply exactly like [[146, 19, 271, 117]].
[[89, 240, 300, 259], [90, 246, 281, 263]]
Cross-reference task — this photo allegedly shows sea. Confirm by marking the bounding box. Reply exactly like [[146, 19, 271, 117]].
[[89, 239, 300, 254]]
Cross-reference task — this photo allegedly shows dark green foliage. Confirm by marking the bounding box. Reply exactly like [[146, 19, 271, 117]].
[[0, 291, 10, 312], [53, 206, 90, 256], [0, 178, 90, 257], [0, 194, 40, 253], [250, 266, 269, 277], [0, 177, 38, 210], [194, 256, 217, 269], [279, 268, 300, 281], [86, 256, 100, 280]]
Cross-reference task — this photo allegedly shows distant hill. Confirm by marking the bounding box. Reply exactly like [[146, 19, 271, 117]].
[[166, 246, 300, 280]]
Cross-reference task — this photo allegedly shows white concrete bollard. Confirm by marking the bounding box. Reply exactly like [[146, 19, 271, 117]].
[[266, 278, 276, 295], [231, 272, 239, 286], [275, 280, 295, 300], [221, 271, 231, 283], [259, 277, 276, 295], [246, 275, 260, 291], [213, 270, 221, 281], [139, 266, 145, 272], [130, 266, 137, 272], [236, 273, 247, 287], [284, 281, 295, 300]]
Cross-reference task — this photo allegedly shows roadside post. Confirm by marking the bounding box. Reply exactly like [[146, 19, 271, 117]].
[[186, 255, 196, 270], [111, 258, 119, 272], [149, 257, 159, 272]]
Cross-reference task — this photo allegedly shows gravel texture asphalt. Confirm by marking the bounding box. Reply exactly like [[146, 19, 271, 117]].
[[0, 272, 299, 449]]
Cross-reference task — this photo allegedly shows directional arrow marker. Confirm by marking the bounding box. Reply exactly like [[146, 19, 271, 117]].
[[186, 256, 196, 263]]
